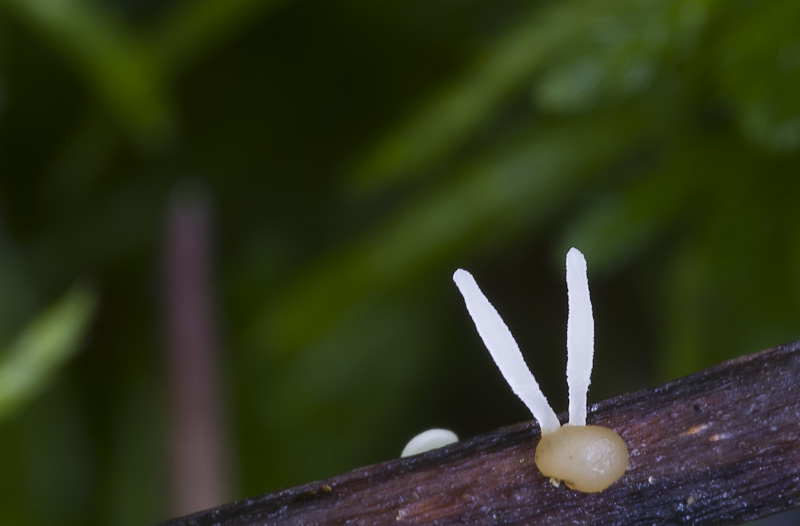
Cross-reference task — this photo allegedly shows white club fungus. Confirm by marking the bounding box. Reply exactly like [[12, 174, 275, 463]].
[[566, 247, 594, 427], [452, 269, 560, 434], [453, 248, 628, 493]]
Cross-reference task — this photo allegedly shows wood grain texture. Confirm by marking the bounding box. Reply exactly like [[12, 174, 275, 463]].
[[159, 340, 800, 525]]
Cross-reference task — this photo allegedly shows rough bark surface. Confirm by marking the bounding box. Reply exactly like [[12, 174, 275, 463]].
[[159, 340, 800, 525]]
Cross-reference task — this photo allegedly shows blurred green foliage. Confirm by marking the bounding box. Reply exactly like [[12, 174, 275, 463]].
[[1, 0, 800, 524], [0, 284, 94, 421]]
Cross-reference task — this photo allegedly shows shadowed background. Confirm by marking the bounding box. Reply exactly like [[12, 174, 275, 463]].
[[1, 1, 799, 525]]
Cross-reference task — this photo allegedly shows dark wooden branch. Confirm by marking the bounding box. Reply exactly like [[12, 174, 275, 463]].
[[159, 340, 800, 526]]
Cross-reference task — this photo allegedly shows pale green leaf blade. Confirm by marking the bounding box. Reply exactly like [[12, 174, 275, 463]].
[[0, 284, 96, 421]]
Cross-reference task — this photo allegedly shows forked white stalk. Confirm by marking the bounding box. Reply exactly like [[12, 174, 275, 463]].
[[452, 250, 627, 493], [566, 247, 594, 426], [453, 269, 561, 434]]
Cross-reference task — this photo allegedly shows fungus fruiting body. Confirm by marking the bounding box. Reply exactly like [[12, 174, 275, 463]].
[[453, 248, 628, 493], [401, 429, 459, 457]]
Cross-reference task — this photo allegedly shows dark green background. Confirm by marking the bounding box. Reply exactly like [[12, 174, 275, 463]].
[[1, 0, 799, 524]]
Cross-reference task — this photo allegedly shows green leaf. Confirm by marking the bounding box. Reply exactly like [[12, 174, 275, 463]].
[[0, 0, 171, 145], [0, 284, 96, 421], [716, 1, 800, 152], [348, 7, 557, 193], [557, 130, 725, 274], [254, 106, 657, 354], [535, 0, 711, 113], [153, 0, 290, 70]]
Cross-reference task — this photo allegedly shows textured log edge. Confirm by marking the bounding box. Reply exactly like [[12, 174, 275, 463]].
[[159, 340, 800, 525]]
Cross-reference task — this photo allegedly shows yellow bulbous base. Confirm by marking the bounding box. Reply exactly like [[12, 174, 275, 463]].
[[534, 424, 628, 493]]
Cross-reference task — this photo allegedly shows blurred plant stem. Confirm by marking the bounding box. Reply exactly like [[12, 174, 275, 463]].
[[164, 186, 231, 515]]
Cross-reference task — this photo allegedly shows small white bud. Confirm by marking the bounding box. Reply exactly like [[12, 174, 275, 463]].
[[401, 429, 459, 457]]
